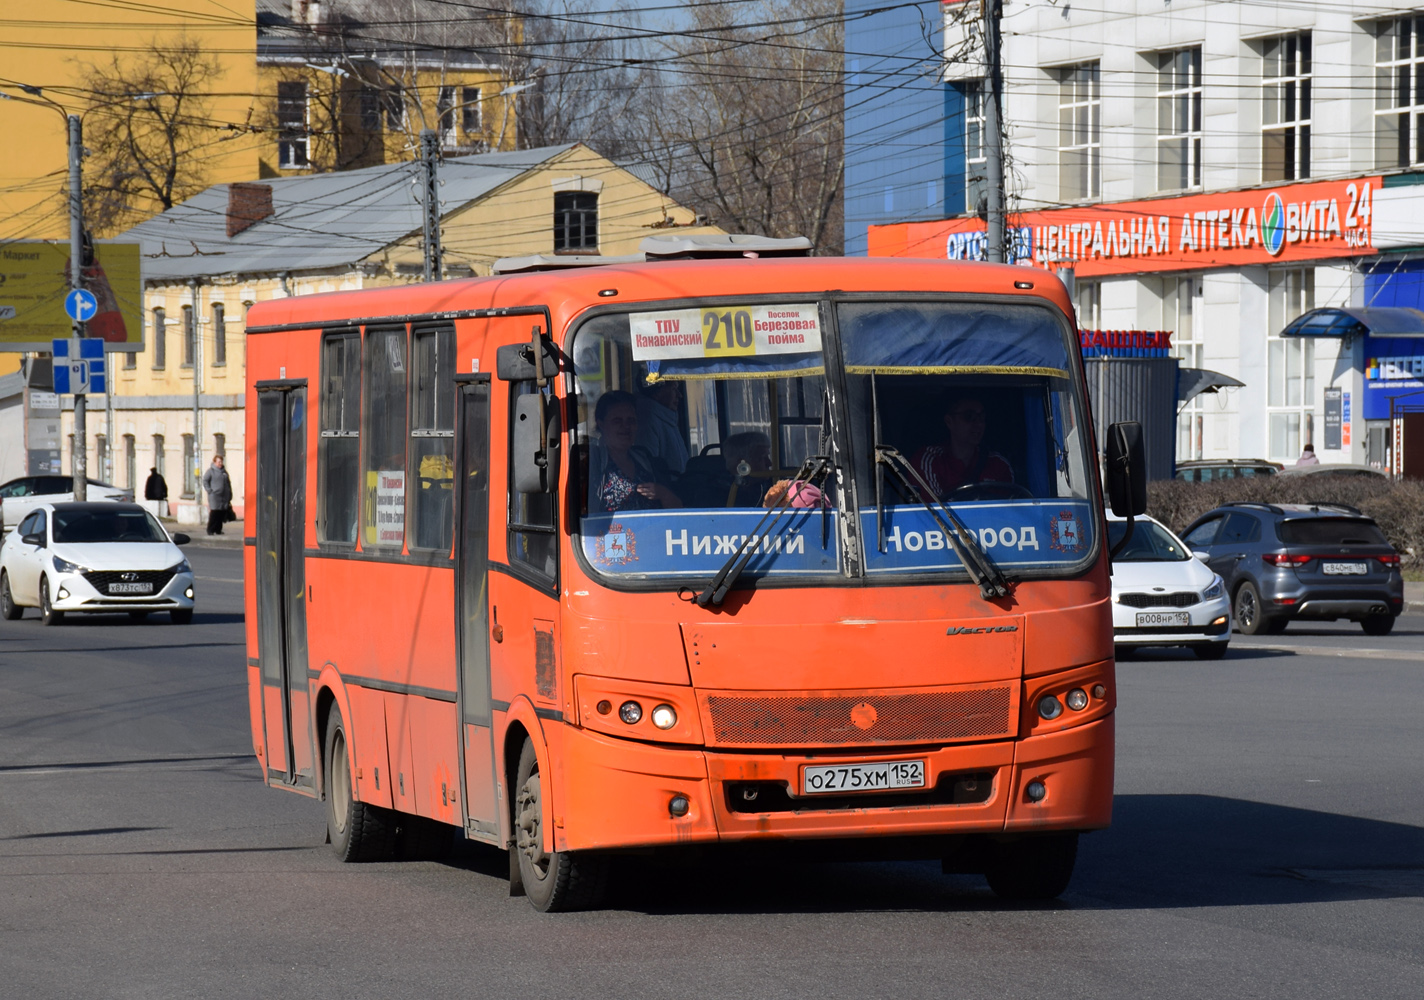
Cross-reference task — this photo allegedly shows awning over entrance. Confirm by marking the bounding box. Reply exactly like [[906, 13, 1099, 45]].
[[1177, 367, 1244, 404], [1280, 306, 1424, 338]]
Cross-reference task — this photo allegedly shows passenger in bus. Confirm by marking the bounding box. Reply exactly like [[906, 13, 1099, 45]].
[[589, 390, 682, 512], [912, 393, 1014, 494], [635, 379, 689, 475], [675, 431, 772, 507]]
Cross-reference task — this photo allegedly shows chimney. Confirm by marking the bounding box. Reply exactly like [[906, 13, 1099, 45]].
[[227, 183, 274, 238]]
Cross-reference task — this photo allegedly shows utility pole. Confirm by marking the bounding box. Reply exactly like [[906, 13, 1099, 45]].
[[420, 129, 442, 282], [68, 113, 87, 502], [982, 0, 1007, 264], [190, 280, 202, 524]]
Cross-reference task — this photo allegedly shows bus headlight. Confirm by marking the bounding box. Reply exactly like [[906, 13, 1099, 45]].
[[1037, 695, 1064, 720], [1065, 688, 1089, 711], [651, 704, 677, 730], [618, 701, 643, 725]]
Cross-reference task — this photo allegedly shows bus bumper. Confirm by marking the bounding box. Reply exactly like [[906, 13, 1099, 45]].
[[554, 715, 1113, 853]]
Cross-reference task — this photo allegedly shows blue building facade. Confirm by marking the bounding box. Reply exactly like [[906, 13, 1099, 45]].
[[843, 0, 967, 256]]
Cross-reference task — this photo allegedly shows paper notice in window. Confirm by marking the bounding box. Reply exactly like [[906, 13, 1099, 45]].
[[375, 469, 405, 545], [629, 303, 822, 361]]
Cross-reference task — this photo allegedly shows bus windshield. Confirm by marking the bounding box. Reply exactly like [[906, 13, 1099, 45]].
[[571, 298, 1097, 585]]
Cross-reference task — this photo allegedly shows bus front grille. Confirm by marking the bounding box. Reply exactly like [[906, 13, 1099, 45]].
[[703, 687, 1014, 747]]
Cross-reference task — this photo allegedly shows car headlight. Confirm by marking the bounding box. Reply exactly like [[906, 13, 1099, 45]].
[[52, 555, 86, 575], [1202, 575, 1224, 601], [171, 558, 193, 575]]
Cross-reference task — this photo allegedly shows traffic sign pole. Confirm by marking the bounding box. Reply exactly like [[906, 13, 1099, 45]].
[[68, 113, 87, 503]]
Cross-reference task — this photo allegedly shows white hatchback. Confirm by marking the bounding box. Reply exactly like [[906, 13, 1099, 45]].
[[1110, 513, 1232, 659], [0, 502, 195, 625]]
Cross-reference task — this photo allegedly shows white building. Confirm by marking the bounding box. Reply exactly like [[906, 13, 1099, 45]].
[[871, 0, 1424, 471]]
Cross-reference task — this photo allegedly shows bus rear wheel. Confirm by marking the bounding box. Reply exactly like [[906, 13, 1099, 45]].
[[983, 832, 1078, 901], [513, 739, 607, 912], [323, 705, 396, 862]]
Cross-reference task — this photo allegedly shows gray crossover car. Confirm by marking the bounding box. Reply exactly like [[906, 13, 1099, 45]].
[[1180, 502, 1403, 636]]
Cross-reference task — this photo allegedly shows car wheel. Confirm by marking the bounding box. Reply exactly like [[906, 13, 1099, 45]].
[[1193, 642, 1228, 660], [0, 571, 22, 620], [1233, 582, 1277, 636], [1361, 614, 1396, 636], [39, 577, 64, 627], [169, 608, 193, 625]]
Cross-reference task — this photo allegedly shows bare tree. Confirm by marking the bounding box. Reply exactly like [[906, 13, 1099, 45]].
[[77, 38, 223, 236], [635, 0, 845, 252]]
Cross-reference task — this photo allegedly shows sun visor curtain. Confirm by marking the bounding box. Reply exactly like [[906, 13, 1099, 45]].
[[646, 354, 824, 382], [838, 303, 1071, 377]]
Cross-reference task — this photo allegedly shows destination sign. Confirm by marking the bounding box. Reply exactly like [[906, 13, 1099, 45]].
[[629, 303, 822, 361]]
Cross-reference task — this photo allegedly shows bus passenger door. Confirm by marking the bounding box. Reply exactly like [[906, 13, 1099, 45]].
[[255, 384, 314, 791], [454, 376, 500, 842]]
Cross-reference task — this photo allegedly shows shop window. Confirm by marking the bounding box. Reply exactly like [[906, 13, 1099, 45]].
[[554, 191, 598, 253], [1375, 16, 1424, 169], [1163, 277, 1203, 460], [1267, 269, 1316, 461], [1075, 281, 1101, 330], [1157, 47, 1202, 191], [278, 81, 309, 169], [1058, 62, 1100, 200], [409, 325, 455, 552], [1263, 33, 1311, 181], [363, 327, 408, 549], [320, 331, 361, 544]]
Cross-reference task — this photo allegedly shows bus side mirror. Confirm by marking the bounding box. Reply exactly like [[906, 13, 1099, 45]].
[[1106, 421, 1148, 517], [512, 393, 550, 493], [496, 341, 558, 382]]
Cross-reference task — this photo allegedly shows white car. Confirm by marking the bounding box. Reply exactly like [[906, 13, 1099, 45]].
[[1110, 513, 1231, 659], [0, 475, 132, 533], [0, 502, 195, 626]]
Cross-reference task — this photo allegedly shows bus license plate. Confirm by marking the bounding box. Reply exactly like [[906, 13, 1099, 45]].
[[109, 582, 153, 594], [1322, 562, 1368, 575], [802, 760, 926, 795], [1136, 611, 1189, 627]]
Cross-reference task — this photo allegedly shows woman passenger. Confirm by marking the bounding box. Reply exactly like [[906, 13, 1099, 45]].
[[590, 390, 681, 512]]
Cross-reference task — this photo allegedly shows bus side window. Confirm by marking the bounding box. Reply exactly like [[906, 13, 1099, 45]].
[[410, 325, 455, 553], [318, 331, 361, 544], [363, 326, 409, 550], [508, 380, 557, 584]]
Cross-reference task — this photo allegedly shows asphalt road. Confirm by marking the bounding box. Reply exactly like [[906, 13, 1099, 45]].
[[2, 547, 1422, 998]]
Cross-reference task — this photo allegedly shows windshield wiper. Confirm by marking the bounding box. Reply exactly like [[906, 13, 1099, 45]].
[[873, 445, 1013, 601], [694, 455, 832, 607]]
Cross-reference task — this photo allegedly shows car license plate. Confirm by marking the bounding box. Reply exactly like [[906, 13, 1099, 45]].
[[802, 759, 926, 795], [1136, 611, 1190, 627], [1322, 562, 1368, 575], [109, 582, 153, 594]]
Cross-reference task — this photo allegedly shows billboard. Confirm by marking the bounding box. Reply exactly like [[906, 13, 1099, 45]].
[[0, 240, 142, 352], [869, 176, 1386, 278]]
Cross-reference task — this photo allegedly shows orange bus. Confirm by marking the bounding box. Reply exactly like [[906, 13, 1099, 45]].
[[244, 242, 1145, 910]]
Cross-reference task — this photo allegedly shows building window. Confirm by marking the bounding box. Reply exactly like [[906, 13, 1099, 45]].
[[123, 434, 136, 491], [1075, 281, 1101, 330], [462, 87, 482, 134], [363, 327, 408, 548], [437, 85, 457, 147], [212, 302, 226, 366], [1163, 276, 1203, 460], [96, 434, 108, 484], [358, 86, 381, 131], [123, 346, 136, 369], [1375, 16, 1424, 169], [153, 434, 166, 484], [410, 325, 455, 551], [181, 433, 195, 498], [1058, 62, 1100, 201], [383, 85, 405, 132], [319, 331, 361, 545], [277, 81, 309, 168], [964, 80, 987, 212], [181, 304, 195, 367], [554, 191, 598, 253], [1267, 268, 1316, 461], [213, 432, 225, 459], [1263, 33, 1311, 181], [1157, 47, 1203, 191], [152, 307, 166, 369]]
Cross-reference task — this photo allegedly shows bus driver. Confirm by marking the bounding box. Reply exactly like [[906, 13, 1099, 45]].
[[912, 393, 1014, 495], [589, 390, 682, 512]]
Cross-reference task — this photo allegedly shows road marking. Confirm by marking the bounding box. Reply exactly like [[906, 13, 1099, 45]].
[[1237, 642, 1424, 662], [195, 576, 242, 583], [0, 754, 250, 776]]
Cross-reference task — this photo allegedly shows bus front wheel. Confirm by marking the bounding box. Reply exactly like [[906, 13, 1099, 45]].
[[513, 739, 607, 912], [983, 832, 1078, 900], [323, 705, 396, 862]]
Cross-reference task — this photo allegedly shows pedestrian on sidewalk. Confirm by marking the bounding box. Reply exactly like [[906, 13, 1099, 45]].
[[201, 455, 233, 535], [144, 466, 169, 518]]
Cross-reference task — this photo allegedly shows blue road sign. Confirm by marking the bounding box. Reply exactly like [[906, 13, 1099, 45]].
[[51, 338, 106, 394], [64, 288, 99, 324]]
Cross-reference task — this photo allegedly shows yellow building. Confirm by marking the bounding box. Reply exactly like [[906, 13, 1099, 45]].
[[255, 0, 518, 176], [73, 143, 720, 523]]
